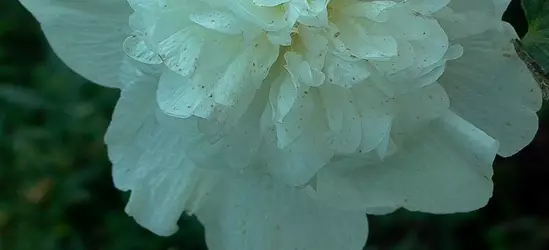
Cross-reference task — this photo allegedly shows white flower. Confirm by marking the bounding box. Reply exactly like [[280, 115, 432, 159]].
[[20, 0, 543, 249]]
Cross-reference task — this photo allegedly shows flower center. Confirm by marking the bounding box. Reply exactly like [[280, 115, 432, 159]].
[[122, 0, 461, 158]]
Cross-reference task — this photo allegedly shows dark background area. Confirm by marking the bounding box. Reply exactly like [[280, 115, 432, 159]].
[[0, 0, 547, 249]]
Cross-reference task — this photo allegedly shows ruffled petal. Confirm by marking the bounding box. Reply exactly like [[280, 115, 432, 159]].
[[435, 0, 509, 40], [439, 24, 542, 156], [105, 78, 218, 236], [314, 111, 499, 213], [20, 0, 132, 88], [196, 172, 368, 250]]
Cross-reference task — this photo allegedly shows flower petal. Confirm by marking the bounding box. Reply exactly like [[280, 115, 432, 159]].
[[20, 0, 132, 88], [105, 78, 218, 236], [196, 172, 368, 250], [314, 111, 499, 213], [439, 24, 543, 156], [435, 0, 510, 39]]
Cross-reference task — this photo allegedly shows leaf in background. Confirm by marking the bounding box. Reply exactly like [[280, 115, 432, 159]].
[[522, 0, 549, 69], [520, 0, 549, 99], [513, 39, 549, 100]]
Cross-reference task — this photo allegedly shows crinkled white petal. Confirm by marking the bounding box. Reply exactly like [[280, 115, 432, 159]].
[[439, 23, 542, 156], [313, 111, 499, 213], [259, 106, 335, 186], [105, 75, 220, 236], [20, 0, 132, 88], [189, 9, 244, 35], [435, 0, 510, 39], [196, 172, 368, 250]]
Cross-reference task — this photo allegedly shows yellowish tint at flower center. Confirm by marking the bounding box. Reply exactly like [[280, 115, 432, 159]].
[[123, 0, 462, 180]]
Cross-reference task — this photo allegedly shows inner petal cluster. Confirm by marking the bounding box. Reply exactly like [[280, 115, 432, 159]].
[[123, 0, 461, 185]]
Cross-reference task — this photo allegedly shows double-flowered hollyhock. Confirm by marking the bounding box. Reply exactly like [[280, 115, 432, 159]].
[[20, 0, 543, 249]]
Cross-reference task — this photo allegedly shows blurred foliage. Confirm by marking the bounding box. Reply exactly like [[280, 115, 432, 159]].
[[0, 0, 548, 250], [522, 0, 549, 70]]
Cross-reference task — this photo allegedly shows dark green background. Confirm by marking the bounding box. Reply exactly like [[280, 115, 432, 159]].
[[0, 0, 548, 249]]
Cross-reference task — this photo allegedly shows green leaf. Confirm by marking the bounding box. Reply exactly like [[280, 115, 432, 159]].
[[522, 0, 549, 70]]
